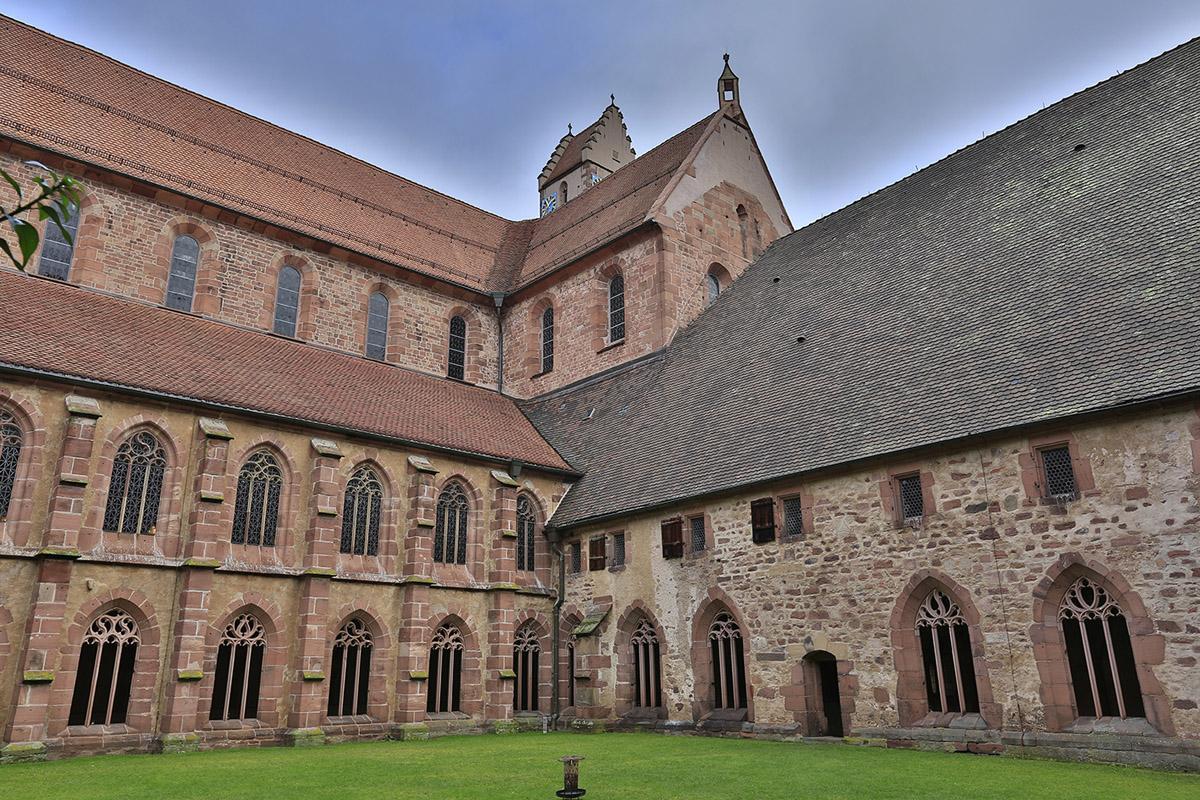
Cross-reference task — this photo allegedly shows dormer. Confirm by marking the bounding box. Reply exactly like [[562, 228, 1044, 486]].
[[538, 98, 635, 216]]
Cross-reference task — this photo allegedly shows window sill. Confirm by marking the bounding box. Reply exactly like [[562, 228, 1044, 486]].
[[913, 712, 989, 730], [532, 368, 553, 379], [63, 723, 139, 737], [597, 338, 625, 354], [607, 564, 627, 574], [683, 549, 708, 561], [424, 711, 472, 722], [205, 718, 267, 732]]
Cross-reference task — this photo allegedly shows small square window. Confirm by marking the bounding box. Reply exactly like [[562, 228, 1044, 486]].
[[1040, 445, 1079, 502], [569, 541, 582, 574], [782, 497, 804, 538], [611, 532, 626, 567], [588, 536, 607, 571], [689, 515, 706, 553], [896, 474, 924, 524]]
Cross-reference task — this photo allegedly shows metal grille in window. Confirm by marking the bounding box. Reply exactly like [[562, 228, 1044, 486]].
[[1040, 446, 1079, 502], [783, 497, 804, 538], [541, 306, 554, 373], [340, 465, 382, 556], [569, 541, 582, 574], [0, 410, 22, 519], [231, 450, 283, 546], [611, 532, 626, 567], [447, 315, 467, 380], [434, 481, 469, 564], [68, 609, 139, 726], [165, 234, 199, 311], [210, 613, 266, 721], [102, 431, 167, 534], [328, 618, 373, 718], [608, 275, 625, 342], [689, 516, 706, 552], [37, 201, 79, 280], [897, 474, 924, 524], [365, 291, 389, 360], [516, 495, 537, 572], [273, 266, 301, 336]]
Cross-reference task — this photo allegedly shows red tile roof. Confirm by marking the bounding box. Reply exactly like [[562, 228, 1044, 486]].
[[0, 270, 573, 472], [0, 16, 727, 295]]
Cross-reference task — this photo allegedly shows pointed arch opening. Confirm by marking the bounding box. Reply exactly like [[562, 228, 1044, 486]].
[[209, 612, 266, 722], [67, 609, 140, 727], [340, 464, 383, 556], [102, 430, 167, 535], [513, 621, 542, 713], [434, 480, 469, 565], [426, 623, 465, 714], [231, 449, 284, 547], [328, 617, 373, 718]]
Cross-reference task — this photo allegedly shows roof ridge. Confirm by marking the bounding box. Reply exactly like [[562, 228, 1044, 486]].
[[775, 33, 1200, 248], [0, 13, 515, 226]]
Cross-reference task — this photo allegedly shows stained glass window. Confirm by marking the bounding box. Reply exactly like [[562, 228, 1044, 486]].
[[448, 316, 467, 380], [273, 266, 302, 337], [37, 201, 80, 280], [165, 235, 200, 311], [540, 306, 554, 373], [434, 481, 469, 564], [340, 465, 382, 556], [102, 431, 167, 535], [608, 275, 625, 342], [231, 451, 283, 547], [0, 410, 22, 519], [516, 495, 536, 572], [366, 291, 389, 360]]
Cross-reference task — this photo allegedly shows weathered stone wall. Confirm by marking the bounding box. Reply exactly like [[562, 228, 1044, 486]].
[[559, 402, 1200, 764], [0, 377, 567, 758]]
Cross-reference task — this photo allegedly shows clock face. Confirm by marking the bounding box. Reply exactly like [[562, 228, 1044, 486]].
[[540, 192, 558, 216]]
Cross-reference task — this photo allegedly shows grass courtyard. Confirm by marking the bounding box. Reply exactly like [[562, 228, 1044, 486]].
[[2, 733, 1197, 799]]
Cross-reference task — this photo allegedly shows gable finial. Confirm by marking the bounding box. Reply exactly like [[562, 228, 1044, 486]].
[[610, 93, 616, 106], [723, 52, 730, 64], [568, 122, 573, 135]]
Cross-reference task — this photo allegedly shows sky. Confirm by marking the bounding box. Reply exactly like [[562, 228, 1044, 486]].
[[5, 1, 1200, 225]]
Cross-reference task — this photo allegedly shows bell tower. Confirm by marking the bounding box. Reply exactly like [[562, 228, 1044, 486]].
[[537, 98, 635, 216], [718, 53, 743, 121]]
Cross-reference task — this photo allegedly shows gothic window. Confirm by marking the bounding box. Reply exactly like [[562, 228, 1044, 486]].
[[560, 181, 568, 204], [328, 618, 373, 718], [37, 201, 80, 280], [516, 495, 536, 572], [231, 450, 283, 547], [632, 619, 663, 708], [1040, 445, 1079, 502], [365, 291, 389, 361], [102, 431, 167, 535], [915, 590, 980, 715], [340, 465, 382, 556], [210, 613, 266, 721], [540, 306, 555, 373], [165, 234, 200, 311], [608, 275, 625, 342], [273, 265, 302, 337], [737, 204, 750, 260], [447, 315, 467, 380], [1059, 577, 1145, 719], [706, 272, 721, 306], [709, 611, 748, 710], [513, 623, 541, 712], [433, 481, 468, 564], [689, 515, 706, 553], [426, 624, 464, 714], [896, 473, 924, 524], [68, 609, 139, 726], [0, 410, 23, 519]]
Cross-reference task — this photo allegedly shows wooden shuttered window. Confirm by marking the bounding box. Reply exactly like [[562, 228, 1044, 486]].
[[588, 536, 607, 571], [660, 519, 684, 559], [751, 498, 776, 543]]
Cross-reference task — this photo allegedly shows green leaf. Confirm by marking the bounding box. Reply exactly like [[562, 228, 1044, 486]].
[[1, 167, 22, 201], [10, 216, 39, 264], [0, 237, 23, 270]]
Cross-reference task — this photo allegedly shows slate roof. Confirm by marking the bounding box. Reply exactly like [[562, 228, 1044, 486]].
[[0, 271, 573, 473], [524, 36, 1200, 528], [0, 16, 724, 294]]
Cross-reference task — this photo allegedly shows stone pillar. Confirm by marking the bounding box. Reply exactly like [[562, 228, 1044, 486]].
[[403, 455, 439, 581], [485, 469, 520, 729], [41, 394, 102, 553], [284, 437, 342, 746], [187, 417, 233, 563], [392, 582, 434, 738]]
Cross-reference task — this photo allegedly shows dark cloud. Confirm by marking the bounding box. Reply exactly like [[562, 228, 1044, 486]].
[[7, 1, 1199, 224]]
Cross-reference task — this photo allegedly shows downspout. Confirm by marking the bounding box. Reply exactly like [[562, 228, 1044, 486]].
[[491, 291, 506, 394], [549, 525, 565, 729]]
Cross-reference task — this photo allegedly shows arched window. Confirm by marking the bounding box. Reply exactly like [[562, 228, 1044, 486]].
[[608, 275, 625, 343], [365, 291, 389, 361], [340, 466, 382, 556], [37, 201, 80, 280], [165, 234, 200, 311], [915, 590, 980, 714], [540, 306, 554, 374], [210, 613, 266, 721], [427, 624, 464, 714], [513, 622, 541, 712], [515, 495, 536, 572], [736, 204, 750, 259], [328, 618, 373, 718], [68, 609, 139, 726], [231, 450, 283, 547], [632, 619, 663, 708], [560, 181, 568, 204], [0, 409, 23, 519], [1059, 577, 1145, 719], [447, 315, 467, 380], [273, 265, 302, 337], [706, 272, 721, 306], [709, 611, 747, 710], [434, 481, 469, 565], [102, 431, 167, 535]]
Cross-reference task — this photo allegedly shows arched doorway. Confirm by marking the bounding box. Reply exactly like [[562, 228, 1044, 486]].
[[802, 650, 844, 737]]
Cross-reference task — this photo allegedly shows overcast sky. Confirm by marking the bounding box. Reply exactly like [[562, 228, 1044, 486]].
[[6, 1, 1200, 225]]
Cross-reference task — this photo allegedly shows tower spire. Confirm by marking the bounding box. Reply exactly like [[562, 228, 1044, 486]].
[[718, 53, 740, 113]]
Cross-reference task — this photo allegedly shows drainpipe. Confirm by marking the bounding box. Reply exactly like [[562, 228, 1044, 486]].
[[491, 292, 506, 394], [549, 525, 565, 729]]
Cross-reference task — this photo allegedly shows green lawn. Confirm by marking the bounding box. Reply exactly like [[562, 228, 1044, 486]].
[[2, 733, 1197, 799]]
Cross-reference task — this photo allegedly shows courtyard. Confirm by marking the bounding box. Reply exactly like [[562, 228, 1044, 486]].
[[2, 733, 1197, 799]]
